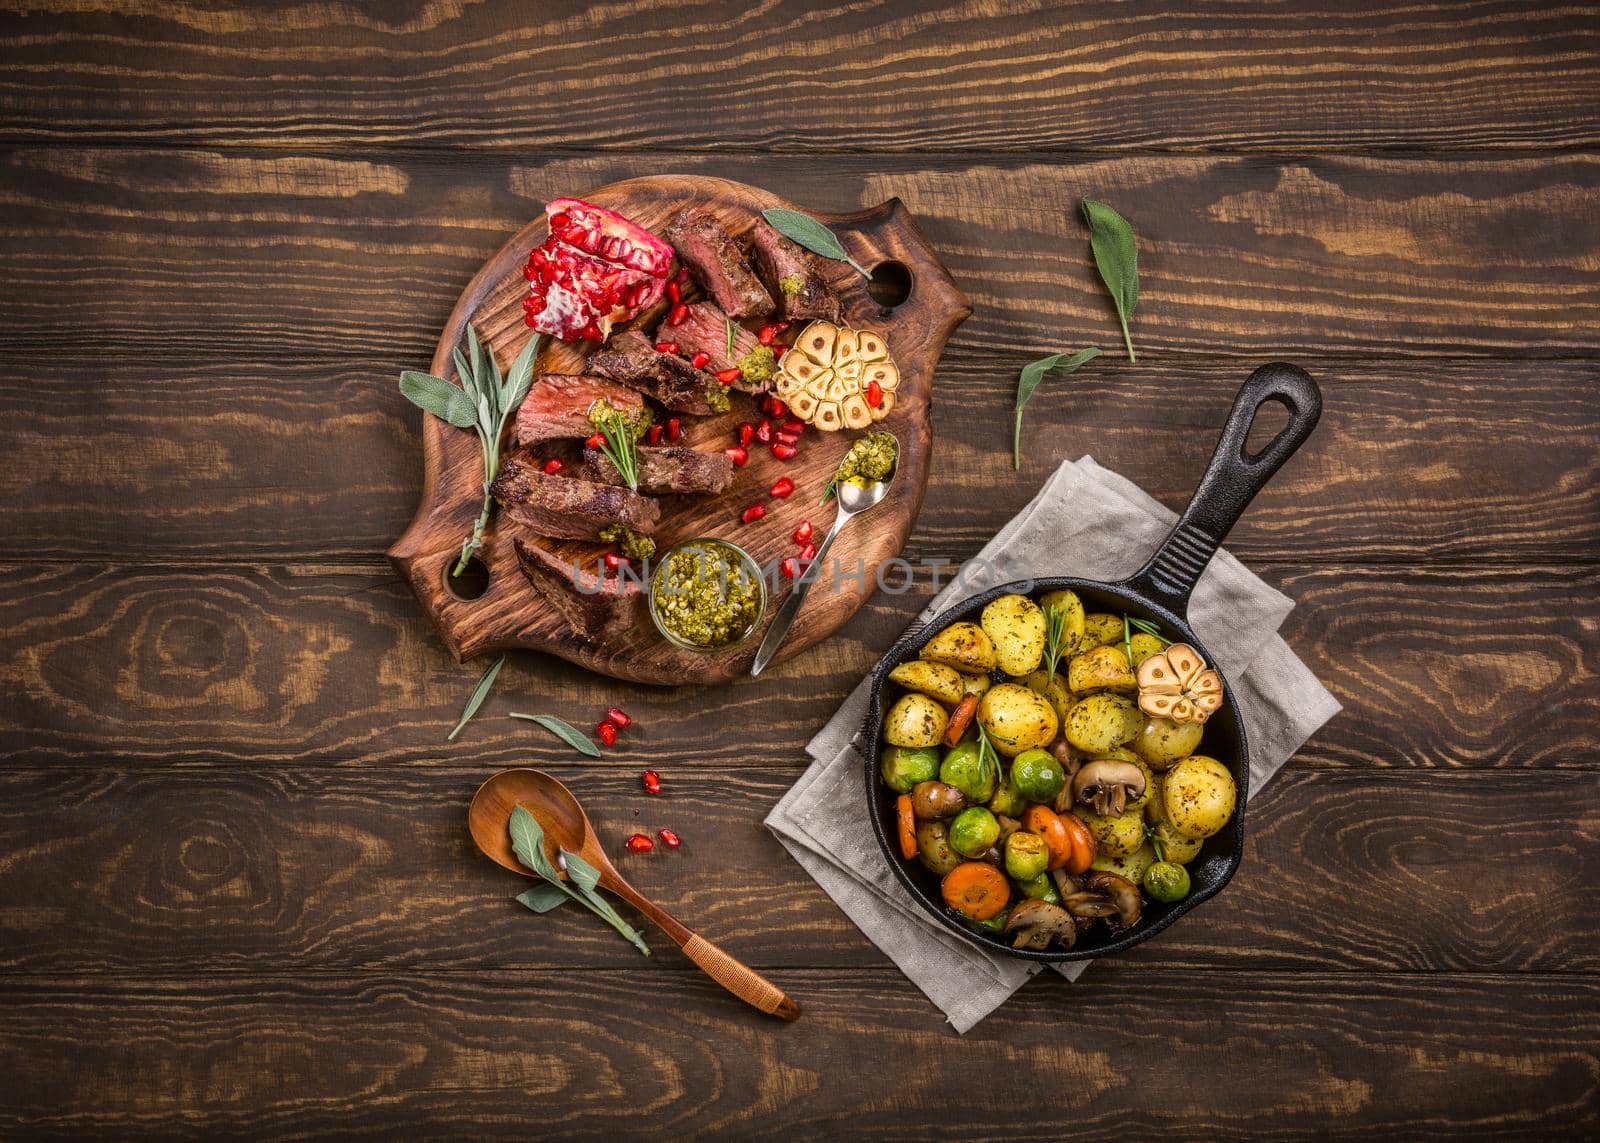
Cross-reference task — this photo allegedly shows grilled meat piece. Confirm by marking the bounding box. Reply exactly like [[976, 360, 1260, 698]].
[[664, 209, 774, 320], [587, 331, 721, 415], [515, 537, 644, 642], [491, 452, 660, 539], [748, 219, 843, 322], [511, 374, 645, 447], [584, 445, 736, 496], [664, 302, 768, 393]]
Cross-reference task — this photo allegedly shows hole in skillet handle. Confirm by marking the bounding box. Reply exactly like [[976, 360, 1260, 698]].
[[867, 260, 913, 313], [443, 555, 491, 601]]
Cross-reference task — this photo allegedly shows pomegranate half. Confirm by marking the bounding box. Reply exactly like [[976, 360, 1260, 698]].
[[522, 198, 673, 343]]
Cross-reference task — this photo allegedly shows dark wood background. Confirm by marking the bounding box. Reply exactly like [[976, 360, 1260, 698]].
[[1, 2, 1597, 1137]]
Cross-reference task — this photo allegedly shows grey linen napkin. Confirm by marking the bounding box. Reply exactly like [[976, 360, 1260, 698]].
[[765, 457, 1342, 1032]]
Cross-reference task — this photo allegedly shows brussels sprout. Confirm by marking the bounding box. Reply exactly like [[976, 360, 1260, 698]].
[[1011, 748, 1067, 803], [965, 910, 1009, 934], [1143, 861, 1191, 903], [880, 745, 940, 793], [1017, 872, 1061, 904], [1004, 830, 1050, 881], [988, 775, 1028, 817], [916, 820, 963, 875], [940, 741, 997, 803], [948, 807, 1001, 857]]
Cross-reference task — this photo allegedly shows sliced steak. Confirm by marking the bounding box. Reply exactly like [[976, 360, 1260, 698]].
[[664, 301, 768, 392], [664, 208, 774, 319], [748, 219, 843, 322], [491, 452, 660, 539], [515, 537, 644, 643], [512, 374, 644, 447], [584, 445, 736, 496], [587, 330, 721, 415]]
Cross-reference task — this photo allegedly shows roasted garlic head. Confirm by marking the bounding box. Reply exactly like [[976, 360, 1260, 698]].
[[772, 321, 898, 431], [1135, 642, 1224, 724]]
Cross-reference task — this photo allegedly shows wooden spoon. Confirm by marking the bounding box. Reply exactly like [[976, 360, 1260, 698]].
[[468, 768, 801, 1021]]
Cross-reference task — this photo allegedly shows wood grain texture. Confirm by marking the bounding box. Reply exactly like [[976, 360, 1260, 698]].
[[389, 177, 970, 677], [1, 564, 1593, 770], [1, 1, 1597, 152], [2, 149, 1599, 360], [6, 352, 1596, 564], [0, 968, 1595, 1140], [0, 766, 1594, 976]]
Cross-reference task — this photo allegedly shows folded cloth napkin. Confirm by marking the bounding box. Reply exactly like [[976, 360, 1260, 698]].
[[765, 457, 1342, 1032]]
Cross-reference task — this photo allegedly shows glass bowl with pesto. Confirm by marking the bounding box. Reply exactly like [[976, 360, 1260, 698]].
[[648, 538, 768, 653]]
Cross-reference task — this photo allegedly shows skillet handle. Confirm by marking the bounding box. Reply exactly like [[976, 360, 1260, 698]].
[[1123, 362, 1321, 613]]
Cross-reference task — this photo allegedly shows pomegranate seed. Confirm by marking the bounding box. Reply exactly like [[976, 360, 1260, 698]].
[[625, 833, 655, 854], [641, 769, 661, 795], [755, 419, 773, 444], [776, 321, 790, 332], [780, 557, 800, 579], [585, 433, 605, 449], [691, 351, 711, 369], [775, 346, 788, 361], [549, 212, 569, 229], [603, 552, 624, 572], [781, 418, 806, 435], [866, 380, 883, 409], [607, 706, 633, 729], [666, 280, 681, 305], [542, 457, 564, 475], [670, 303, 688, 326], [775, 429, 801, 447], [771, 442, 798, 460], [674, 267, 689, 287], [770, 477, 795, 498], [715, 366, 741, 385], [793, 520, 813, 544], [724, 445, 748, 466], [658, 828, 681, 849], [596, 721, 619, 747], [736, 421, 754, 447], [757, 322, 779, 346], [646, 424, 664, 445], [655, 340, 678, 355], [799, 540, 818, 561], [666, 416, 682, 442], [767, 397, 790, 419], [741, 503, 767, 524]]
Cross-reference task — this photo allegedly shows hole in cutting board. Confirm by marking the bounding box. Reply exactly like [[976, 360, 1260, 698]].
[[444, 555, 491, 601], [867, 261, 912, 310]]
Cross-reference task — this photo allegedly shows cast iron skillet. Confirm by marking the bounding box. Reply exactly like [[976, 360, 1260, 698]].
[[863, 362, 1322, 961]]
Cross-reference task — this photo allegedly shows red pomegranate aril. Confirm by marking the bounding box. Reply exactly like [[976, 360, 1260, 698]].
[[596, 721, 619, 747], [669, 302, 688, 326], [646, 424, 664, 446], [541, 457, 564, 475], [691, 351, 711, 369], [775, 429, 801, 447], [799, 540, 818, 561], [607, 706, 633, 730], [775, 346, 788, 361], [666, 280, 681, 305], [865, 380, 883, 408], [767, 397, 790, 419], [640, 769, 660, 795], [741, 503, 767, 524], [715, 366, 741, 385], [548, 212, 569, 229], [666, 416, 682, 442], [757, 322, 779, 346], [657, 828, 681, 849], [655, 340, 678, 355], [724, 445, 749, 466], [780, 557, 800, 580], [771, 442, 798, 460], [603, 552, 624, 572], [770, 476, 795, 498], [736, 421, 754, 447], [625, 833, 654, 854], [755, 419, 773, 444], [792, 520, 813, 544], [586, 433, 605, 449], [781, 418, 806, 435]]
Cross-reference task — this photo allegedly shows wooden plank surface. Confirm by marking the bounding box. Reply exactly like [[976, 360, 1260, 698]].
[[1, 2, 1597, 153]]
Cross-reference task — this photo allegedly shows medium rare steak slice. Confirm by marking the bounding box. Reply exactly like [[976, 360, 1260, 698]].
[[515, 537, 644, 642], [664, 209, 774, 320], [664, 302, 770, 393], [511, 374, 645, 447], [748, 219, 842, 322], [584, 445, 736, 495], [587, 331, 724, 415], [491, 453, 660, 539]]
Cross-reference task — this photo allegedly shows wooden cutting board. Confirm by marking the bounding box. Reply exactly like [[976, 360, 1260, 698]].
[[389, 175, 971, 684]]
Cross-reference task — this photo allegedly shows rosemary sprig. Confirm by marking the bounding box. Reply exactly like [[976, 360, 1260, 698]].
[[1124, 614, 1171, 668], [725, 315, 736, 359], [596, 411, 640, 492], [1042, 603, 1068, 678]]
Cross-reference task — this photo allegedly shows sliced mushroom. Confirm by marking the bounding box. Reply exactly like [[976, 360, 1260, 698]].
[[1050, 868, 1083, 901], [1070, 758, 1147, 817], [1051, 734, 1083, 777], [910, 780, 967, 820], [995, 814, 1021, 844], [1004, 900, 1078, 950], [1062, 891, 1119, 920], [1085, 871, 1142, 930]]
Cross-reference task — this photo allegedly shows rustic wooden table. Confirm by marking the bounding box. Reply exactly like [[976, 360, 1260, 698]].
[[2, 3, 1597, 1138]]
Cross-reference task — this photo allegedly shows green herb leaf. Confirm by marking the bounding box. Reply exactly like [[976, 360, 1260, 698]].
[[516, 884, 569, 914], [453, 347, 476, 398], [596, 411, 641, 492], [1043, 604, 1068, 679], [508, 712, 602, 757], [507, 807, 650, 955], [447, 654, 505, 741], [400, 371, 477, 429], [467, 322, 485, 393], [761, 207, 869, 278], [561, 850, 602, 895], [1012, 348, 1101, 468], [509, 804, 561, 882], [1123, 614, 1135, 673], [1128, 616, 1171, 645], [1082, 199, 1139, 361], [560, 851, 651, 956], [725, 316, 736, 358], [501, 333, 541, 415]]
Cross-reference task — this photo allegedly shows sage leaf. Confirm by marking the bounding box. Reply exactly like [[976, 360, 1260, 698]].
[[1082, 199, 1139, 361], [501, 333, 541, 415], [761, 207, 869, 278], [453, 348, 475, 399], [561, 850, 603, 895], [516, 884, 569, 914], [447, 654, 505, 741], [400, 371, 477, 429], [560, 852, 650, 956], [508, 712, 602, 758], [509, 805, 563, 883], [507, 806, 650, 955], [467, 322, 484, 391], [1012, 348, 1101, 468]]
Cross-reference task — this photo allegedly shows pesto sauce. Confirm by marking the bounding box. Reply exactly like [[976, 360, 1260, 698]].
[[651, 541, 762, 648], [587, 399, 653, 439], [779, 274, 804, 297], [598, 524, 656, 561], [832, 431, 898, 487], [736, 346, 777, 386]]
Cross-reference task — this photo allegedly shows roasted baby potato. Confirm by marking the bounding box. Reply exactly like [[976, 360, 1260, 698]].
[[959, 672, 992, 698], [1076, 807, 1146, 858], [1019, 669, 1072, 726], [1127, 632, 1166, 668], [1064, 693, 1144, 754], [1149, 819, 1204, 863], [920, 622, 997, 674], [887, 660, 966, 706], [1067, 644, 1137, 694], [1161, 755, 1237, 840], [981, 593, 1047, 676], [1132, 716, 1206, 770], [1082, 612, 1125, 648], [1090, 839, 1156, 883], [1037, 589, 1086, 660], [883, 693, 949, 748], [977, 683, 1059, 757]]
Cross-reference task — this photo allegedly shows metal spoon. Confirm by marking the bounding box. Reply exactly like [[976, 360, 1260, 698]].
[[750, 455, 896, 677], [468, 767, 801, 1021]]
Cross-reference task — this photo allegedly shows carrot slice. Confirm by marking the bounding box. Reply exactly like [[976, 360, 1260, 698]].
[[943, 693, 979, 747], [896, 794, 918, 860], [941, 862, 1011, 921], [1058, 811, 1098, 874]]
